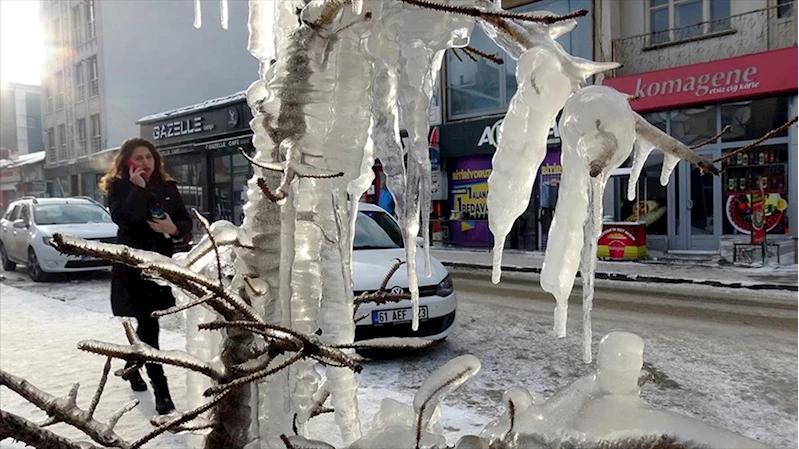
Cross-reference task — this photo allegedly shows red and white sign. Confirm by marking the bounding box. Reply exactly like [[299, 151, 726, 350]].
[[603, 48, 798, 112]]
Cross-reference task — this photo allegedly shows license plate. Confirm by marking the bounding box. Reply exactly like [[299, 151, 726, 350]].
[[372, 306, 428, 325]]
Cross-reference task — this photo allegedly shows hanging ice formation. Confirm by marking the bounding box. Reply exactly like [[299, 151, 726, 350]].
[[171, 1, 755, 447]]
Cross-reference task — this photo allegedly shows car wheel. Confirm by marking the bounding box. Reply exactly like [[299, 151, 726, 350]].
[[27, 247, 48, 282], [0, 243, 15, 271]]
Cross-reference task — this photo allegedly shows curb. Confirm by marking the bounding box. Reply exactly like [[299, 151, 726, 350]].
[[442, 261, 798, 292]]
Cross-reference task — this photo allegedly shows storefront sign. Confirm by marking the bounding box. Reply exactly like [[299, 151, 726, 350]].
[[750, 191, 766, 245], [597, 223, 647, 260], [603, 48, 798, 112], [206, 137, 247, 150], [160, 147, 196, 157], [152, 117, 215, 141], [449, 155, 492, 246], [478, 118, 560, 148]]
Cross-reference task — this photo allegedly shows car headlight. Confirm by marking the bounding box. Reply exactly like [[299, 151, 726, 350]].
[[436, 274, 454, 296]]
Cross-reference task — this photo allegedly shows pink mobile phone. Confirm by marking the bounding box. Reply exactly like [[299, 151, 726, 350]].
[[126, 159, 140, 170]]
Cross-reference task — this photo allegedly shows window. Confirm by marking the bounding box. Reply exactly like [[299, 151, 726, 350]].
[[445, 0, 593, 120], [88, 57, 99, 97], [44, 84, 53, 112], [55, 71, 64, 109], [45, 127, 56, 164], [58, 124, 68, 160], [4, 205, 21, 221], [76, 118, 87, 155], [778, 0, 794, 19], [51, 17, 61, 45], [72, 5, 83, 45], [90, 114, 101, 152], [85, 0, 96, 40], [33, 203, 112, 225], [649, 0, 731, 45], [74, 62, 85, 102]]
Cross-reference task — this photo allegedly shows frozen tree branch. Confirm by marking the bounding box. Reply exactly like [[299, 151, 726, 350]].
[[462, 46, 504, 65], [130, 390, 232, 449], [713, 116, 798, 165], [191, 208, 224, 287], [77, 321, 226, 381], [690, 125, 732, 150], [0, 369, 132, 448], [48, 234, 260, 323], [87, 357, 113, 418], [0, 409, 103, 449], [398, 0, 588, 24]]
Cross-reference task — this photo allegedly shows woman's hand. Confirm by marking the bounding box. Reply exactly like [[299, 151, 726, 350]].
[[129, 166, 146, 188], [148, 213, 178, 236]]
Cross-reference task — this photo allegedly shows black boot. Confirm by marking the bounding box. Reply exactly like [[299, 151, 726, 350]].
[[151, 377, 176, 415], [121, 363, 147, 392]]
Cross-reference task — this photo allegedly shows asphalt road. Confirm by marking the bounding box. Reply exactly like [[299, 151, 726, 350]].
[[1, 266, 797, 448]]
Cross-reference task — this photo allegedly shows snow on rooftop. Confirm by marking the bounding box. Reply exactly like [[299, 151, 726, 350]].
[[137, 91, 247, 124]]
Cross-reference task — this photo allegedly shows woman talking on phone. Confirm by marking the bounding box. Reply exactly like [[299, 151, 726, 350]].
[[98, 137, 192, 415]]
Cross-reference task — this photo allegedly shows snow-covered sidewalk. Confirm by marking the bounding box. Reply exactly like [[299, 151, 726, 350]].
[[0, 283, 485, 448], [431, 247, 798, 290]]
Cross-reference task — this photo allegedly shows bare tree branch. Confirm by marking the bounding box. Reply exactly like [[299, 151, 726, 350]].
[[398, 0, 588, 24], [0, 369, 132, 448], [152, 293, 216, 318]]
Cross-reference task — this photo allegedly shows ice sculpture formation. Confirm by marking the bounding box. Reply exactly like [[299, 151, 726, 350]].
[[172, 1, 760, 448]]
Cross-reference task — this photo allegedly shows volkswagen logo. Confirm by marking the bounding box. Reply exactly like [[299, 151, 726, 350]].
[[391, 286, 404, 295]]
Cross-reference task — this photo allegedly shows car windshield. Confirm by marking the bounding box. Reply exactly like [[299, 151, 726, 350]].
[[33, 203, 112, 225], [354, 210, 403, 250]]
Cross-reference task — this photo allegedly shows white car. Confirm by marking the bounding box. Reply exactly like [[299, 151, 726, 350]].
[[351, 203, 456, 341], [0, 197, 118, 281]]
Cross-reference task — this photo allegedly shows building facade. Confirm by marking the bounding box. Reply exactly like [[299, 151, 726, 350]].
[[39, 0, 259, 199], [0, 83, 45, 209], [599, 0, 797, 260]]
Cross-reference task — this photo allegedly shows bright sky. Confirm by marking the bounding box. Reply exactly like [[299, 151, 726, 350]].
[[1, 0, 43, 86]]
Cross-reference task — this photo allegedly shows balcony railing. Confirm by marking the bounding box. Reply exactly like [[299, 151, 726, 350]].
[[612, 4, 797, 77]]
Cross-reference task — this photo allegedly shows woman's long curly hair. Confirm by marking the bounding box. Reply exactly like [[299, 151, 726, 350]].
[[98, 137, 172, 193]]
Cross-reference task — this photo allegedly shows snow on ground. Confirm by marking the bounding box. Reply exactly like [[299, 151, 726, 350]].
[[1, 270, 796, 448]]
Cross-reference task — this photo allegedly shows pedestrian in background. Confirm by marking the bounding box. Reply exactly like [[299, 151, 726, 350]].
[[98, 137, 192, 415]]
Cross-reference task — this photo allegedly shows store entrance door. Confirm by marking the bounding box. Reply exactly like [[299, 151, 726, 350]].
[[675, 148, 722, 251]]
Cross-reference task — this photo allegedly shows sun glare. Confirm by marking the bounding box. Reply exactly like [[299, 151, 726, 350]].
[[1, 0, 43, 86]]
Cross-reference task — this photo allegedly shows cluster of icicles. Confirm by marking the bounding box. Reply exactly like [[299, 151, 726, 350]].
[[178, 1, 766, 448]]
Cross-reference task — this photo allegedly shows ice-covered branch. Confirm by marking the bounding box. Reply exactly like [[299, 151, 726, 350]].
[[78, 321, 226, 381], [48, 234, 259, 323], [398, 0, 588, 24], [87, 357, 112, 418], [0, 409, 103, 449], [713, 116, 798, 166], [0, 369, 132, 448], [130, 390, 232, 449], [191, 209, 224, 287]]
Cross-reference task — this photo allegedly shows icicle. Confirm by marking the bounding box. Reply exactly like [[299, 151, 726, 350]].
[[220, 0, 228, 29], [193, 0, 202, 28], [540, 86, 635, 338], [487, 46, 572, 284], [661, 153, 680, 185], [579, 177, 603, 363], [627, 140, 655, 201]]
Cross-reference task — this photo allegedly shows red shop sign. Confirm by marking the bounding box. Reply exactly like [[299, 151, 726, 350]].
[[603, 48, 798, 112]]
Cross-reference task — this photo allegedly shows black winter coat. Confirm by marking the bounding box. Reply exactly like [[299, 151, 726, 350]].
[[107, 177, 192, 317]]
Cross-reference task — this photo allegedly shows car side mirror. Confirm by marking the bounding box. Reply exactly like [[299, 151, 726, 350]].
[[12, 219, 27, 229]]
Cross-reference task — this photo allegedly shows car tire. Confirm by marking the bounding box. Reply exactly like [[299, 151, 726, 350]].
[[0, 243, 15, 271], [27, 247, 48, 282]]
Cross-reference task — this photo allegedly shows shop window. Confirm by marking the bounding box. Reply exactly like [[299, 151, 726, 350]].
[[669, 105, 717, 146], [720, 97, 789, 142], [721, 144, 788, 236], [621, 151, 669, 236], [212, 148, 254, 227], [777, 0, 794, 19]]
